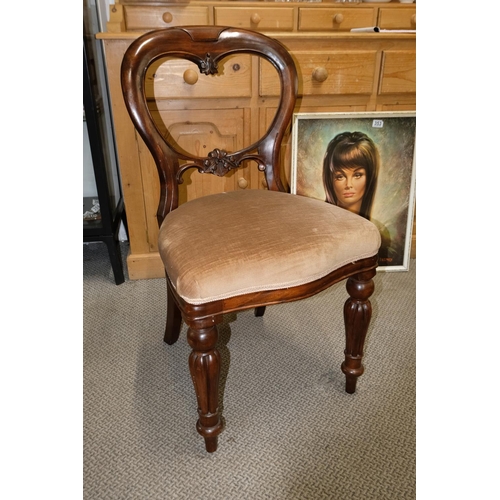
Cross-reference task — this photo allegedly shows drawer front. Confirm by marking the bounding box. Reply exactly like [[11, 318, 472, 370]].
[[379, 50, 416, 95], [145, 55, 252, 99], [124, 6, 210, 30], [214, 7, 294, 31], [260, 51, 377, 97], [378, 7, 416, 29], [299, 8, 376, 31]]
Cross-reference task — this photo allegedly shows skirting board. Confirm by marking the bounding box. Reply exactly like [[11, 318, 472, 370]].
[[127, 252, 165, 280]]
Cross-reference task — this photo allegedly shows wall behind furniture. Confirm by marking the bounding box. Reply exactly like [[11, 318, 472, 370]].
[[83, 0, 113, 197]]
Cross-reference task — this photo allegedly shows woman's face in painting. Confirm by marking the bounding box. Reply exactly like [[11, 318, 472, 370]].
[[332, 166, 367, 214]]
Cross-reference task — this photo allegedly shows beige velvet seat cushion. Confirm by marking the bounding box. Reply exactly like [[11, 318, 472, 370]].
[[158, 190, 381, 305]]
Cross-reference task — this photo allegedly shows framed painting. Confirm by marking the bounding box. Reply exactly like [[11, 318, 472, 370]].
[[291, 111, 416, 271]]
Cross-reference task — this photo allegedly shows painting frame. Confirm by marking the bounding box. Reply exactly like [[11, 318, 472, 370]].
[[291, 111, 416, 272]]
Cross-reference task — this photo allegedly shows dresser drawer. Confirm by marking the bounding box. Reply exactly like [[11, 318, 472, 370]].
[[378, 7, 416, 29], [124, 5, 210, 30], [214, 7, 294, 31], [260, 50, 377, 97], [299, 8, 376, 31], [145, 55, 252, 99], [378, 50, 416, 95]]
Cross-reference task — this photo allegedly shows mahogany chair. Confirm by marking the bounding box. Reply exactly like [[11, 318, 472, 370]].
[[121, 26, 381, 452]]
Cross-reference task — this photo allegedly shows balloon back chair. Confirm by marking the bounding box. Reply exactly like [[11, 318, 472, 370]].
[[121, 26, 381, 452]]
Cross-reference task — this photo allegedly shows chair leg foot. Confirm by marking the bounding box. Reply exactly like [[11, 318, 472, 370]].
[[188, 322, 224, 452], [342, 354, 363, 394], [341, 270, 376, 394], [164, 280, 182, 345], [203, 436, 218, 453]]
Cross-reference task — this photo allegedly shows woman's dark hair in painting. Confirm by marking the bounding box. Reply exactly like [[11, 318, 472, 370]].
[[322, 131, 380, 220]]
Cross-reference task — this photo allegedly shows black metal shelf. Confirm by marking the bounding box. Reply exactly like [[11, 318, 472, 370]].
[[83, 23, 126, 285]]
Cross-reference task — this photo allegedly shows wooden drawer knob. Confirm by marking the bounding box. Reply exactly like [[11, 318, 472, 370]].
[[238, 177, 248, 189], [162, 12, 173, 24], [411, 14, 416, 26], [333, 13, 344, 24], [312, 67, 328, 83], [183, 69, 198, 85], [250, 13, 261, 25]]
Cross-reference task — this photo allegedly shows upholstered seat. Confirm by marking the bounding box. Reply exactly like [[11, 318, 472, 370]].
[[159, 190, 380, 304], [121, 26, 381, 453]]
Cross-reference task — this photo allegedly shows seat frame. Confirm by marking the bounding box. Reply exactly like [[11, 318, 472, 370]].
[[121, 26, 378, 452]]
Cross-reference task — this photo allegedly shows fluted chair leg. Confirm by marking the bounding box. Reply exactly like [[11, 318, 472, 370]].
[[341, 269, 376, 394], [187, 321, 224, 452], [164, 281, 182, 345]]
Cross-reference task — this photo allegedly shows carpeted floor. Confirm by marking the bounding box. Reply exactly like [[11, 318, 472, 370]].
[[84, 241, 416, 500]]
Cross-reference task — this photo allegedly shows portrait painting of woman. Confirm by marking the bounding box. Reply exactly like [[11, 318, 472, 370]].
[[322, 131, 379, 220], [292, 112, 416, 270]]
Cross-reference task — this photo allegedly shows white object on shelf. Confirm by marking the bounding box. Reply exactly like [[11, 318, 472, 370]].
[[362, 1, 392, 3], [351, 26, 415, 33]]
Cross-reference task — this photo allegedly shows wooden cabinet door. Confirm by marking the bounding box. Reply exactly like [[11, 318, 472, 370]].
[[137, 107, 251, 251], [378, 50, 416, 95]]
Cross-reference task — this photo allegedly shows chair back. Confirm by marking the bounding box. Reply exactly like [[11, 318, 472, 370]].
[[121, 26, 298, 224]]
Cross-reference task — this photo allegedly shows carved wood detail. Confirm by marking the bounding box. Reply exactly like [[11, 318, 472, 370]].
[[198, 52, 218, 75], [176, 150, 266, 183]]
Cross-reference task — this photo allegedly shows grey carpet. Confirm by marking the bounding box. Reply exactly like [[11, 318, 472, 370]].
[[84, 242, 416, 500]]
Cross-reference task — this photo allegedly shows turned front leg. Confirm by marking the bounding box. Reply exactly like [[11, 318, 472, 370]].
[[187, 322, 223, 452], [341, 270, 376, 394]]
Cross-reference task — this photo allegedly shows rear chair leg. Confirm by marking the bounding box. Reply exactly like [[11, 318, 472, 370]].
[[341, 269, 376, 394], [164, 280, 182, 345], [254, 306, 266, 317]]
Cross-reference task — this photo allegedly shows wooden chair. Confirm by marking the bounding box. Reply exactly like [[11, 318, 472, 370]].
[[121, 26, 381, 452]]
